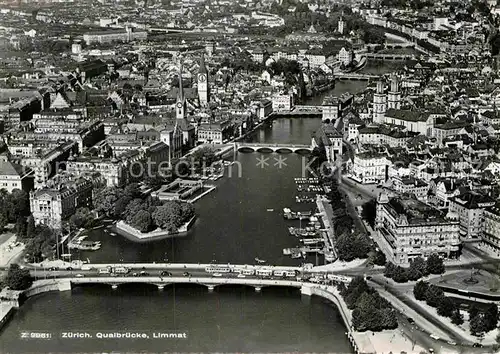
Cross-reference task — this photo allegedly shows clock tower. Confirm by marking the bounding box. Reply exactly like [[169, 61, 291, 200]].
[[197, 53, 209, 106], [176, 65, 186, 120]]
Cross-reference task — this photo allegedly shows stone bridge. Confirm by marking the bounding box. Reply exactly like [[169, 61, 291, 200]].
[[366, 53, 415, 61], [70, 276, 304, 292], [335, 73, 379, 81], [234, 142, 313, 153]]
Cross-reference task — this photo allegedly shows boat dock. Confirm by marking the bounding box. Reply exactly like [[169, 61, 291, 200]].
[[316, 196, 338, 263], [283, 208, 313, 220], [294, 178, 319, 184]]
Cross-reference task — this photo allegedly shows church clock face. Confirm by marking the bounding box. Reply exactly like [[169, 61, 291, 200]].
[[198, 74, 206, 82]]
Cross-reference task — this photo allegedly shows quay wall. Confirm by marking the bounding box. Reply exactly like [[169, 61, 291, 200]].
[[115, 216, 196, 241]]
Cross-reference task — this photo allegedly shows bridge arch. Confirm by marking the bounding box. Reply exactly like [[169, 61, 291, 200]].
[[275, 148, 293, 153], [237, 147, 255, 153], [256, 147, 274, 153]]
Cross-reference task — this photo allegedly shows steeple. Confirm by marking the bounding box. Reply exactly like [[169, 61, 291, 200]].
[[199, 52, 207, 75], [177, 64, 184, 103]]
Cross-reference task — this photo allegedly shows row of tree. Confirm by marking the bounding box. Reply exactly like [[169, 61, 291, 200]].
[[339, 276, 398, 331], [413, 281, 463, 325], [384, 255, 445, 283], [327, 179, 371, 261], [414, 281, 499, 335]]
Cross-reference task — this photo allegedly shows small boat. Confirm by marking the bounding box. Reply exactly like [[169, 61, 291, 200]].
[[255, 257, 266, 263], [267, 209, 274, 212]]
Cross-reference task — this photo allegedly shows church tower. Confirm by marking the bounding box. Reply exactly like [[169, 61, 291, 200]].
[[338, 13, 345, 35], [197, 53, 209, 106], [372, 80, 386, 124], [387, 75, 401, 110], [176, 65, 186, 120]]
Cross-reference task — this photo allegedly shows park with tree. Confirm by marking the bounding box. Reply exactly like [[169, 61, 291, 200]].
[[94, 183, 195, 233]]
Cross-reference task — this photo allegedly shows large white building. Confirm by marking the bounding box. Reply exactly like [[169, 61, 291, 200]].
[[272, 93, 294, 112], [83, 27, 147, 45], [376, 193, 461, 265], [350, 152, 389, 184], [448, 191, 495, 240], [30, 174, 97, 229], [482, 203, 500, 255]]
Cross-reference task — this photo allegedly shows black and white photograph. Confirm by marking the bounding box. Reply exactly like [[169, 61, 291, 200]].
[[0, 0, 499, 353]]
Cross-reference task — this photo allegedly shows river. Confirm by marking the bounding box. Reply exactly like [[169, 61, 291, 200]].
[[0, 61, 396, 353]]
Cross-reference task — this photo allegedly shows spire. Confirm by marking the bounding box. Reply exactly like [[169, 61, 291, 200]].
[[199, 52, 207, 74], [177, 63, 184, 102]]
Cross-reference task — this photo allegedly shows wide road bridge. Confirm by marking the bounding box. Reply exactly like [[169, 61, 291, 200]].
[[70, 276, 306, 292], [234, 142, 313, 153]]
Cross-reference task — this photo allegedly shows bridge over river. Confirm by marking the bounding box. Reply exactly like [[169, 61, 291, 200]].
[[234, 142, 313, 153]]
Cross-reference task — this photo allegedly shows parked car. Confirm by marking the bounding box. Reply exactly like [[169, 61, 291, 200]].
[[183, 272, 190, 276], [66, 267, 73, 271], [472, 343, 482, 348], [132, 272, 138, 277], [75, 274, 85, 278], [48, 267, 58, 271], [160, 271, 172, 276], [213, 273, 223, 277], [139, 271, 149, 276], [407, 317, 414, 324]]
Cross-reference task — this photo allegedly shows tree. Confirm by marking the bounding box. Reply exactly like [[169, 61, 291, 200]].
[[0, 213, 7, 231], [130, 210, 152, 233], [379, 307, 398, 329], [392, 267, 409, 283], [361, 200, 377, 228], [426, 254, 445, 274], [470, 313, 487, 336], [372, 250, 386, 266], [344, 276, 370, 309], [437, 297, 456, 318], [336, 232, 370, 261], [152, 203, 181, 232], [384, 262, 398, 278], [26, 215, 35, 239], [469, 304, 481, 320], [191, 146, 217, 172], [425, 285, 445, 308], [94, 187, 120, 217], [450, 309, 464, 326], [124, 198, 147, 223], [410, 257, 429, 278], [69, 208, 95, 230], [484, 303, 498, 331], [5, 263, 32, 290], [15, 217, 26, 238], [413, 281, 429, 301]]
